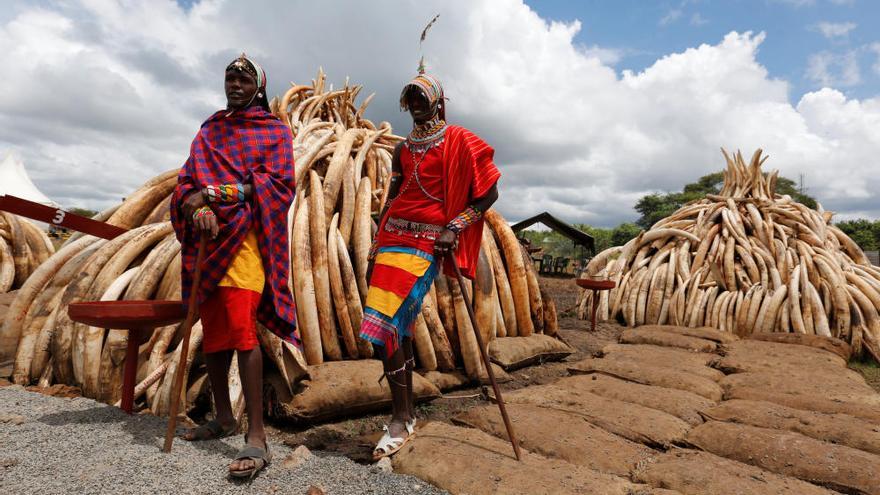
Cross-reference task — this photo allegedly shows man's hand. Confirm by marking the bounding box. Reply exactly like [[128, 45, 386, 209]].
[[181, 190, 207, 221], [434, 228, 458, 258], [193, 206, 219, 239]]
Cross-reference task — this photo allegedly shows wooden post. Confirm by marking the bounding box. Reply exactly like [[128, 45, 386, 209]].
[[163, 235, 206, 453], [450, 256, 521, 461]]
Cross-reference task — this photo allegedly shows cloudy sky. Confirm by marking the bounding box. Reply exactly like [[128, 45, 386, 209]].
[[1, 0, 878, 227]]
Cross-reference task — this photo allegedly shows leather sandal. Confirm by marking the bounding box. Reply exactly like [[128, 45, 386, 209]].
[[229, 436, 272, 479]]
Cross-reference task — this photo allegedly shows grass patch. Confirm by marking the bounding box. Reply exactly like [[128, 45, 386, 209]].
[[849, 359, 880, 393]]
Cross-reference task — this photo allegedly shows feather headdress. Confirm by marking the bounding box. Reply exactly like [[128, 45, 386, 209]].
[[417, 14, 440, 74]]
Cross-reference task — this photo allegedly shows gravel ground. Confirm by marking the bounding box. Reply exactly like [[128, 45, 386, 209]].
[[0, 386, 446, 495]]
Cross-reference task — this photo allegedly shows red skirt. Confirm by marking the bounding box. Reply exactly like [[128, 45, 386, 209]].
[[199, 286, 261, 354]]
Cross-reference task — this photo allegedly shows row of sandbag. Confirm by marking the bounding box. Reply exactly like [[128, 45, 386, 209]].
[[0, 212, 55, 293]]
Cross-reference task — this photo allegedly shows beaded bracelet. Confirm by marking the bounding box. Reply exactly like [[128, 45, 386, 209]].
[[446, 205, 483, 234], [204, 183, 245, 203], [192, 205, 214, 222]]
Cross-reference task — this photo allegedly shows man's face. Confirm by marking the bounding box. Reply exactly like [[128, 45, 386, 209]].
[[225, 69, 258, 109], [406, 87, 433, 123]]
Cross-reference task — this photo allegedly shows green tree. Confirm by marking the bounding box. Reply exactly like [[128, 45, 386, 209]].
[[578, 224, 613, 253], [611, 223, 641, 247], [682, 172, 723, 195], [835, 219, 880, 252]]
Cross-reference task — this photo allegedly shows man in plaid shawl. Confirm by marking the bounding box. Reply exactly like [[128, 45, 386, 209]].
[[170, 53, 296, 478]]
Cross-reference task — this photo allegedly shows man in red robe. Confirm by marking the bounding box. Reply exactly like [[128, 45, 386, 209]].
[[362, 70, 500, 459]]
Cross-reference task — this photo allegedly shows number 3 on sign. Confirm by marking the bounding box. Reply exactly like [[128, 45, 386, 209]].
[[52, 209, 66, 225]]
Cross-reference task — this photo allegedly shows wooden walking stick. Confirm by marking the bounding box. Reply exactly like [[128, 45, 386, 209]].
[[163, 234, 207, 453], [449, 255, 522, 461]]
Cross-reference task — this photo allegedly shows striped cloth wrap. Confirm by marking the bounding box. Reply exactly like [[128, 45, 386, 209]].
[[360, 246, 439, 357]]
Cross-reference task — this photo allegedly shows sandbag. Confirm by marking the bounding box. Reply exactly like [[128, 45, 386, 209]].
[[453, 402, 657, 477], [500, 381, 691, 447], [638, 325, 739, 344], [488, 334, 574, 371], [748, 332, 851, 361], [264, 360, 440, 423], [725, 384, 880, 423], [569, 358, 723, 401], [713, 339, 847, 374], [421, 364, 511, 392], [687, 421, 880, 495], [392, 421, 648, 495], [600, 344, 724, 382], [720, 371, 880, 408], [633, 450, 837, 495], [702, 399, 880, 456], [619, 327, 717, 353], [557, 374, 712, 426]]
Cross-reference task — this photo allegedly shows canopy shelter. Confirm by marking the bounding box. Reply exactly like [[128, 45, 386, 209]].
[[0, 153, 58, 207], [511, 212, 594, 275]]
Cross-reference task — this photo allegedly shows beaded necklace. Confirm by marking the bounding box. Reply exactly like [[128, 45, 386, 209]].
[[406, 118, 447, 154], [400, 118, 447, 203]]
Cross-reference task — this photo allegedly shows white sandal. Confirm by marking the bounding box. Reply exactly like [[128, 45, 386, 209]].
[[406, 418, 416, 435], [373, 424, 413, 460]]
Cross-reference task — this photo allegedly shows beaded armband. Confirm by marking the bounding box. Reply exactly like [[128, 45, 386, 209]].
[[204, 183, 245, 203], [446, 206, 483, 234], [192, 205, 214, 222]]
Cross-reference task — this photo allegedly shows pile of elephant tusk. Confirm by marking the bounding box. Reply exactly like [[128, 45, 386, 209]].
[[578, 149, 880, 360]]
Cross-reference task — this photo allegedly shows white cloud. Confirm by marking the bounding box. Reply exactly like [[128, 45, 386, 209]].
[[1, 0, 879, 227], [828, 0, 855, 5], [659, 9, 682, 26], [813, 21, 856, 39], [690, 13, 708, 26], [579, 44, 624, 66], [806, 50, 862, 87]]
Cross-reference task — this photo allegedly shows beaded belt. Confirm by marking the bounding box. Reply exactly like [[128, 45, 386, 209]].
[[384, 217, 444, 240]]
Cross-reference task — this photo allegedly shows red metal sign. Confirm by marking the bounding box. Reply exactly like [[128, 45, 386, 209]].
[[0, 195, 128, 240]]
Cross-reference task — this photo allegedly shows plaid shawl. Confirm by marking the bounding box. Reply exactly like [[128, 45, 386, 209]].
[[170, 105, 299, 347]]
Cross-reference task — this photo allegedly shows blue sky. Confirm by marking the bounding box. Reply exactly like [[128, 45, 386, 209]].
[[527, 0, 879, 101]]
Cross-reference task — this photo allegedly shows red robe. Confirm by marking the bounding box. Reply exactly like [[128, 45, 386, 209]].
[[439, 125, 500, 279]]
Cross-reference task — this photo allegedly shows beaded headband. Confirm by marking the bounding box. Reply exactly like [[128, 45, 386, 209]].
[[226, 53, 266, 90], [399, 73, 445, 112]]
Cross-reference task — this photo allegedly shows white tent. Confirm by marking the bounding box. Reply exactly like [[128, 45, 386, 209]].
[[0, 153, 58, 207]]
